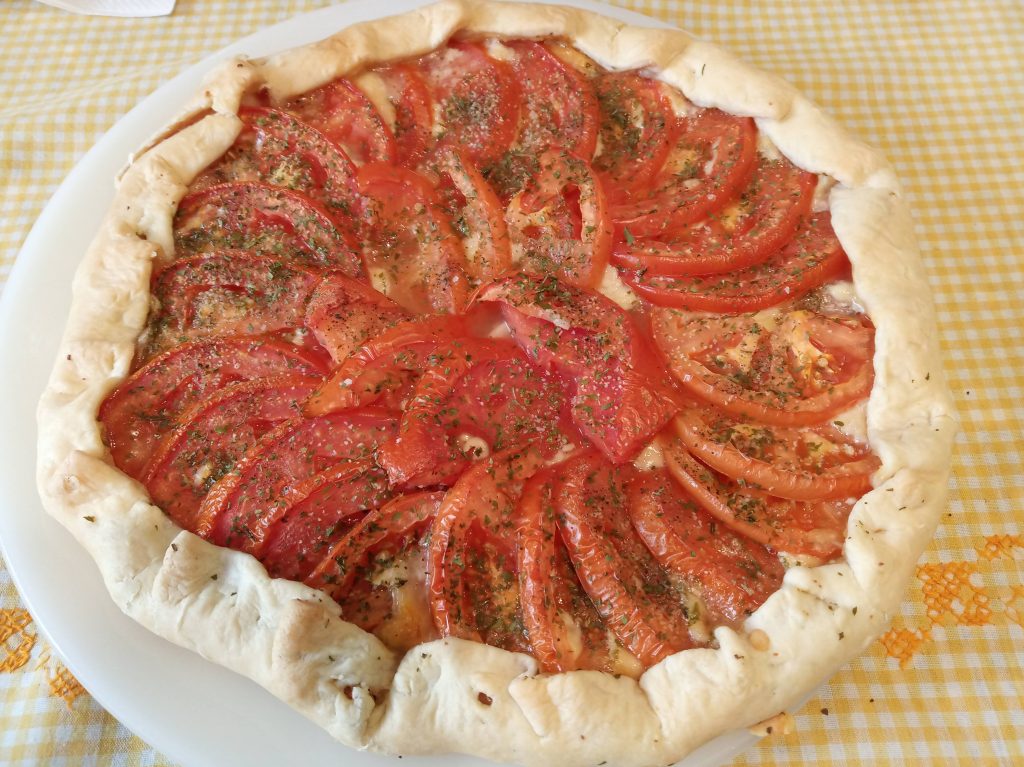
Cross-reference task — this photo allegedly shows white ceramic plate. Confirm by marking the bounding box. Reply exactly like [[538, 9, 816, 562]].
[[0, 2, 760, 765]]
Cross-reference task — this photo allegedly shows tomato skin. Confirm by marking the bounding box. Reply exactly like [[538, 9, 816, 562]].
[[143, 252, 321, 360], [173, 181, 361, 274], [305, 314, 468, 415], [628, 468, 785, 628], [285, 78, 396, 166], [506, 40, 599, 160], [427, 448, 546, 653], [420, 41, 522, 167], [555, 451, 694, 667], [625, 213, 849, 312], [612, 109, 757, 237], [505, 148, 612, 289], [303, 272, 409, 364], [673, 409, 879, 501], [100, 336, 326, 480], [651, 304, 874, 426], [613, 157, 818, 276], [195, 409, 397, 551], [142, 374, 321, 534], [257, 460, 394, 582], [357, 162, 471, 315], [661, 435, 852, 560]]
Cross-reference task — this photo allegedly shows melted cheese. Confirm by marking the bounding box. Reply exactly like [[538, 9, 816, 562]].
[[597, 266, 640, 310], [354, 71, 395, 129]]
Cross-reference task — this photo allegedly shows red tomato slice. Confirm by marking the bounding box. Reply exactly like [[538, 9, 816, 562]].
[[628, 468, 784, 628], [305, 314, 468, 415], [593, 72, 677, 198], [143, 252, 321, 359], [433, 147, 512, 282], [506, 40, 599, 160], [306, 491, 443, 651], [476, 274, 679, 463], [303, 272, 409, 364], [518, 468, 633, 674], [662, 435, 853, 560], [612, 109, 757, 237], [173, 181, 361, 274], [376, 338, 572, 486], [100, 336, 326, 480], [258, 460, 393, 582], [142, 374, 320, 533], [625, 213, 849, 312], [651, 303, 874, 425], [419, 41, 522, 166], [505, 148, 612, 289], [427, 448, 546, 653], [556, 451, 694, 667], [195, 409, 397, 551], [673, 409, 878, 501], [357, 162, 471, 314], [375, 64, 434, 168], [285, 78, 396, 165], [613, 156, 818, 276]]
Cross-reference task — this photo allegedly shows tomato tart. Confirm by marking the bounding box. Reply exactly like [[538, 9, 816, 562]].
[[36, 2, 956, 765]]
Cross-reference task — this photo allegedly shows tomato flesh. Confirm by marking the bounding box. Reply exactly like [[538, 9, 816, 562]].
[[375, 64, 434, 168], [285, 78, 396, 165]]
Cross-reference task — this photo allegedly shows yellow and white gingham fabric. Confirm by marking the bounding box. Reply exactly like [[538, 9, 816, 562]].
[[1, 0, 1021, 764]]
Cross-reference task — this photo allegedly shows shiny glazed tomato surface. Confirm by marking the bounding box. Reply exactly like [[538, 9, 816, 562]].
[[100, 36, 877, 675]]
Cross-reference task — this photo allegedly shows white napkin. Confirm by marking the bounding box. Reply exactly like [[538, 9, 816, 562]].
[[33, 0, 175, 17]]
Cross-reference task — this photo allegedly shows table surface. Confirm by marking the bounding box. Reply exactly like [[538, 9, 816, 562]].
[[1, 0, 1022, 764]]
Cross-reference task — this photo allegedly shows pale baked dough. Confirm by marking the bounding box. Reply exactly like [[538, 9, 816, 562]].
[[36, 2, 957, 764]]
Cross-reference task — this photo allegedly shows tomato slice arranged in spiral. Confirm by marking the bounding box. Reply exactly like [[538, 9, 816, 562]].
[[661, 435, 853, 560], [673, 408, 879, 501], [285, 78, 396, 165], [142, 374, 320, 533], [625, 213, 850, 312], [652, 303, 874, 425], [556, 451, 694, 667], [614, 156, 817, 276], [375, 63, 435, 168], [628, 467, 785, 628], [173, 181, 361, 273], [100, 336, 326, 480]]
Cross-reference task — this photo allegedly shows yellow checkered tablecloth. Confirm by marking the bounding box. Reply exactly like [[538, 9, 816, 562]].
[[1, 0, 1021, 764]]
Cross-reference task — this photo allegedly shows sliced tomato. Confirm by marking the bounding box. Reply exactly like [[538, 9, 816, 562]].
[[652, 303, 874, 426], [142, 375, 320, 533], [173, 181, 361, 274], [625, 213, 849, 312], [612, 109, 757, 237], [506, 40, 599, 160], [357, 162, 471, 314], [376, 338, 572, 486], [257, 460, 393, 582], [195, 409, 397, 551], [628, 467, 784, 628], [613, 156, 818, 276], [305, 314, 468, 415], [427, 448, 546, 653], [306, 491, 442, 651], [192, 106, 367, 230], [433, 146, 512, 282], [100, 336, 325, 480], [419, 41, 522, 166], [662, 435, 852, 560], [303, 272, 409, 364], [593, 72, 677, 198], [505, 148, 612, 289], [556, 451, 694, 667], [673, 408, 878, 501], [476, 274, 679, 463], [518, 468, 634, 674], [375, 64, 434, 168], [143, 252, 321, 359], [285, 78, 396, 165]]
